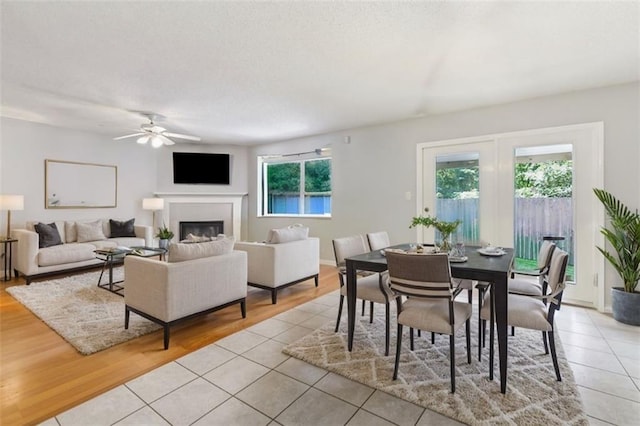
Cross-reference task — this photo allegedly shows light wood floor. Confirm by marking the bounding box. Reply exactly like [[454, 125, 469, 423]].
[[0, 265, 340, 425]]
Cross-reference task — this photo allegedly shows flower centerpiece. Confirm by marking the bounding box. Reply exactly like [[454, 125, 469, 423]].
[[410, 210, 461, 253]]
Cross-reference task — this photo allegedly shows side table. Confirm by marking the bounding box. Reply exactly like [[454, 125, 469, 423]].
[[2, 238, 18, 281]]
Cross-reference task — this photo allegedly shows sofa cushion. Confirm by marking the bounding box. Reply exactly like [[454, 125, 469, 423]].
[[65, 221, 77, 243], [38, 243, 96, 266], [168, 235, 235, 263], [267, 224, 309, 244], [77, 220, 106, 242], [110, 218, 136, 237], [34, 222, 63, 248]]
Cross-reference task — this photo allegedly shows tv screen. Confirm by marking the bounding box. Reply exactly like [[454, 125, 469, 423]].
[[173, 152, 230, 185]]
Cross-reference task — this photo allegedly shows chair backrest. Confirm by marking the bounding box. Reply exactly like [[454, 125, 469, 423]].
[[367, 231, 390, 251], [537, 240, 557, 271], [386, 251, 453, 298], [546, 248, 569, 299], [332, 235, 370, 268]]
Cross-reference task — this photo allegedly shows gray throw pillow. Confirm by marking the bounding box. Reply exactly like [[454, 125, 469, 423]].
[[110, 218, 136, 237], [34, 222, 63, 248]]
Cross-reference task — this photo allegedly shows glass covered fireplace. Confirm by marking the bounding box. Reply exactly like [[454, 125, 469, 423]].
[[179, 221, 224, 241]]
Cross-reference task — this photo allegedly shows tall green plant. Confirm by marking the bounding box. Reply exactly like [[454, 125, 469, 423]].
[[593, 188, 640, 293]]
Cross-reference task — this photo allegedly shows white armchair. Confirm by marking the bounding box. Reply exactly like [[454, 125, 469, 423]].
[[234, 237, 320, 304], [124, 250, 248, 349]]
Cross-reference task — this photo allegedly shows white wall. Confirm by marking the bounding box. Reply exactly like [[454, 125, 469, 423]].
[[247, 82, 639, 308], [0, 119, 250, 234]]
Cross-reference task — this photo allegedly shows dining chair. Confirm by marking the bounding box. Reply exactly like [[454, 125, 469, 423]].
[[333, 235, 395, 356], [480, 248, 569, 381], [386, 251, 472, 393], [366, 231, 390, 251], [477, 240, 557, 359]]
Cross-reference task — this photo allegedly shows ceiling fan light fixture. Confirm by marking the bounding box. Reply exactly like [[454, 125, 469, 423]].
[[137, 135, 150, 145], [151, 136, 163, 148]]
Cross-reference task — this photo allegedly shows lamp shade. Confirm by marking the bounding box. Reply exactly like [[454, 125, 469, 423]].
[[142, 198, 164, 211], [0, 195, 24, 211]]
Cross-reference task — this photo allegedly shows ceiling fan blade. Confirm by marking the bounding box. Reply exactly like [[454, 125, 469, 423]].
[[158, 134, 175, 146], [163, 132, 201, 141], [113, 133, 145, 140]]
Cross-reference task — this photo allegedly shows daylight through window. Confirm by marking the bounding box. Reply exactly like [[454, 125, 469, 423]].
[[259, 152, 332, 217]]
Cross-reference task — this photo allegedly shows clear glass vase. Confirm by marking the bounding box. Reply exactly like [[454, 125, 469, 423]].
[[437, 233, 453, 253]]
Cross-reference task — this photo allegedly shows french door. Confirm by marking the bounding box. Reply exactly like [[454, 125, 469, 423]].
[[417, 123, 604, 309]]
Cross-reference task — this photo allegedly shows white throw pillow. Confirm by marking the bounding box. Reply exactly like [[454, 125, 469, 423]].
[[65, 221, 77, 243], [267, 224, 309, 244], [76, 220, 106, 242], [168, 235, 235, 263]]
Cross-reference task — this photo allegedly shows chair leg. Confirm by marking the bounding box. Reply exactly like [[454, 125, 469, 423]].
[[163, 325, 170, 350], [417, 329, 421, 337], [478, 287, 483, 361], [466, 318, 471, 364], [361, 299, 365, 316], [241, 300, 247, 318], [489, 308, 495, 381], [271, 289, 277, 305], [393, 324, 403, 380], [542, 331, 549, 354], [385, 303, 390, 356], [548, 330, 562, 381], [335, 295, 344, 332], [431, 332, 435, 344], [370, 301, 374, 324], [124, 307, 130, 329], [410, 327, 415, 351], [450, 334, 456, 393], [511, 326, 515, 336]]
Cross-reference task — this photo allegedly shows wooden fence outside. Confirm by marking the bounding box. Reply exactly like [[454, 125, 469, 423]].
[[437, 197, 574, 264]]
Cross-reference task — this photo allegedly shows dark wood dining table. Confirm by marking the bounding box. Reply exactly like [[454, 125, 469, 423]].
[[345, 243, 514, 393]]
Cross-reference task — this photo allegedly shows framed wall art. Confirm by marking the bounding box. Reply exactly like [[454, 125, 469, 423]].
[[45, 159, 117, 209]]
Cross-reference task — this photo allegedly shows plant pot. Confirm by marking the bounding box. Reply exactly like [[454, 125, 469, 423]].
[[611, 287, 640, 326], [158, 239, 169, 250]]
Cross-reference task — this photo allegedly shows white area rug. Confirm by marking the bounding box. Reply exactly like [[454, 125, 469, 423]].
[[283, 306, 588, 425], [6, 269, 160, 355]]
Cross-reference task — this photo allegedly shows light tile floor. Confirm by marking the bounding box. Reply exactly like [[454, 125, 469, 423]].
[[42, 291, 639, 426]]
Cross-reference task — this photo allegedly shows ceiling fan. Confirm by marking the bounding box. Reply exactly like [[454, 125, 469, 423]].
[[113, 118, 201, 148]]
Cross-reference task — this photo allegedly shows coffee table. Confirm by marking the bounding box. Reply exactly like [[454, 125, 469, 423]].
[[95, 246, 167, 296]]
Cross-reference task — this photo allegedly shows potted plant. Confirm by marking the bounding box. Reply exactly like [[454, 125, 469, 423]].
[[155, 224, 175, 250], [410, 208, 461, 252], [593, 188, 640, 325]]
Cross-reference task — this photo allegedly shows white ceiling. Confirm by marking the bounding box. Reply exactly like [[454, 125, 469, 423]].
[[1, 1, 638, 146]]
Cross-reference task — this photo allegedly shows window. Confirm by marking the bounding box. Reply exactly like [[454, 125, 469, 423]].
[[259, 152, 332, 217]]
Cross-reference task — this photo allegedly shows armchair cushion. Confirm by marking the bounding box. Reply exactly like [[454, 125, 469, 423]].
[[168, 235, 235, 263], [267, 224, 309, 243]]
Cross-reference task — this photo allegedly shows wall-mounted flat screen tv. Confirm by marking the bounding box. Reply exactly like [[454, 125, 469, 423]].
[[173, 152, 230, 185]]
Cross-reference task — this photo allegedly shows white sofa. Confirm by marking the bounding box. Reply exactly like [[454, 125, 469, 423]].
[[234, 236, 320, 304], [124, 242, 247, 349], [13, 219, 152, 284]]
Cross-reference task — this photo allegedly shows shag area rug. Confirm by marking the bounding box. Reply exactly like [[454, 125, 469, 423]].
[[6, 269, 160, 355], [283, 306, 588, 425]]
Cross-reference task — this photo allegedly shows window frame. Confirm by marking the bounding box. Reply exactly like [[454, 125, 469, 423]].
[[258, 152, 332, 218]]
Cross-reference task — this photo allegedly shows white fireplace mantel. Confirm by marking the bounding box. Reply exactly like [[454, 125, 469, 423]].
[[154, 193, 247, 238]]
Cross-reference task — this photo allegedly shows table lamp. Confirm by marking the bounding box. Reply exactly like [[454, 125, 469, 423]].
[[0, 194, 24, 240], [142, 197, 164, 229]]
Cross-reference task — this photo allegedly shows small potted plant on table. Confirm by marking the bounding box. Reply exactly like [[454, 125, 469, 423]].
[[155, 224, 175, 250]]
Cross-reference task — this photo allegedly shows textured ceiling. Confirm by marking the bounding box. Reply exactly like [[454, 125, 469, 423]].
[[1, 1, 638, 146]]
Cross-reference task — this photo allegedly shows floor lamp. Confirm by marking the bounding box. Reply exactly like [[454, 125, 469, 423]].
[[142, 198, 164, 230], [0, 194, 24, 240]]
